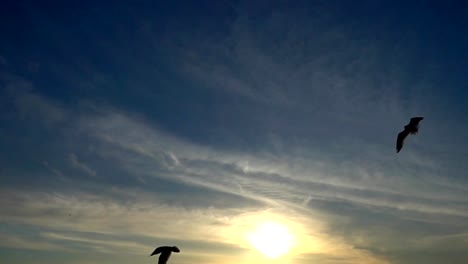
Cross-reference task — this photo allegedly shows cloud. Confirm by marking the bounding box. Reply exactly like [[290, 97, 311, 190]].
[[0, 102, 465, 263], [15, 92, 67, 124], [69, 153, 97, 177], [1, 66, 467, 263], [0, 71, 68, 125], [43, 160, 66, 179], [0, 232, 67, 252], [0, 188, 389, 264], [1, 4, 467, 263], [75, 109, 468, 263], [0, 189, 227, 241], [172, 8, 408, 120], [78, 111, 468, 219], [42, 232, 147, 255]]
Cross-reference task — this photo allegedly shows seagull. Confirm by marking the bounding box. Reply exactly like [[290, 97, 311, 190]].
[[150, 246, 180, 264], [396, 117, 424, 153]]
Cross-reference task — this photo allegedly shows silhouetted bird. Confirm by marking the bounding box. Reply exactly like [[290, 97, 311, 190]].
[[150, 246, 180, 264], [396, 117, 424, 153]]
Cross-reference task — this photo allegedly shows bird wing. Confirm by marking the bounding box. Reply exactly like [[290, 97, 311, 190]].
[[150, 247, 161, 256], [396, 130, 409, 153], [150, 246, 168, 256], [409, 117, 424, 126], [172, 246, 180, 252]]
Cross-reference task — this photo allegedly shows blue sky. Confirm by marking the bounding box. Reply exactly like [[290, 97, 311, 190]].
[[1, 1, 468, 264]]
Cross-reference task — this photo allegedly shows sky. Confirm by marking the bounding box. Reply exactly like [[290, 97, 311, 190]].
[[1, 1, 468, 264]]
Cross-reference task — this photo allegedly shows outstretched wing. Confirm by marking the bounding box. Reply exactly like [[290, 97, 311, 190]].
[[150, 246, 179, 256], [409, 117, 424, 126], [172, 246, 180, 252], [150, 246, 167, 256], [396, 130, 409, 153]]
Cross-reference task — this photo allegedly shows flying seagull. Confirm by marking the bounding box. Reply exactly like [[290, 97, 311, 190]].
[[150, 246, 180, 264], [396, 117, 424, 153]]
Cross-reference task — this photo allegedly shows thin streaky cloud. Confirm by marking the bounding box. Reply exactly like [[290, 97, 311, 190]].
[[43, 161, 66, 179], [42, 232, 147, 255], [0, 233, 68, 252], [81, 111, 468, 218], [69, 153, 97, 177]]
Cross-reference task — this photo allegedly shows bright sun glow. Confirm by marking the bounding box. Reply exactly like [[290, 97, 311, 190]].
[[247, 221, 294, 259]]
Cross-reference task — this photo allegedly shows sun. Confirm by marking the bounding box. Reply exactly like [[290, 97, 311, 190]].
[[246, 221, 294, 259]]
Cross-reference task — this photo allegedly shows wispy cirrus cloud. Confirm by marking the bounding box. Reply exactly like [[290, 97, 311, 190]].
[[76, 109, 467, 263], [174, 10, 407, 117], [69, 153, 97, 177], [1, 75, 466, 264], [80, 111, 468, 217], [0, 232, 67, 252], [41, 232, 147, 255], [0, 188, 389, 264]]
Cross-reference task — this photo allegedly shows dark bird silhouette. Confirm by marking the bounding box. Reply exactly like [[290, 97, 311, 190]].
[[396, 117, 424, 153], [150, 246, 180, 264]]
